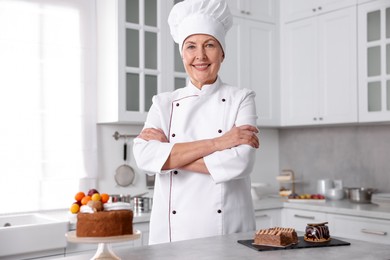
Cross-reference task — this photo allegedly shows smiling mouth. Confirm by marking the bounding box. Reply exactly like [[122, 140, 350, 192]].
[[192, 64, 210, 69]]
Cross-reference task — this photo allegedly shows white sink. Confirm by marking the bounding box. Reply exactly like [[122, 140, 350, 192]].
[[0, 213, 69, 257]]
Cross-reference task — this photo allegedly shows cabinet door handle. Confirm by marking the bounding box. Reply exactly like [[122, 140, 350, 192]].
[[294, 214, 315, 220], [246, 11, 251, 15], [361, 229, 387, 236], [312, 8, 317, 12], [257, 214, 269, 218], [318, 6, 322, 11]]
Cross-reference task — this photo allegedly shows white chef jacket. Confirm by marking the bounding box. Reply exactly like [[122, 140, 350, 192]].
[[133, 77, 257, 245]]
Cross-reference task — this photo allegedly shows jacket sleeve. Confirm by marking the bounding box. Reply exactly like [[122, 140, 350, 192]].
[[132, 96, 174, 174], [204, 89, 258, 184]]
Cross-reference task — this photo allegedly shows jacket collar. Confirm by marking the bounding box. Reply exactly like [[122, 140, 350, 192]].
[[185, 77, 221, 97]]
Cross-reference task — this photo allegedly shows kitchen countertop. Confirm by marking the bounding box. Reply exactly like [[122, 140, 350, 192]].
[[253, 196, 390, 220], [51, 231, 390, 260], [43, 196, 390, 228], [36, 195, 390, 233], [35, 197, 390, 260]]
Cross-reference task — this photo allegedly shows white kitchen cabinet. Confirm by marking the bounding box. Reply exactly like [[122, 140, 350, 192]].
[[255, 209, 282, 229], [281, 0, 357, 23], [132, 221, 150, 247], [358, 0, 390, 123], [226, 0, 277, 23], [282, 208, 327, 232], [281, 6, 357, 126], [219, 17, 280, 126], [358, 0, 379, 4], [327, 213, 390, 245], [96, 0, 171, 124]]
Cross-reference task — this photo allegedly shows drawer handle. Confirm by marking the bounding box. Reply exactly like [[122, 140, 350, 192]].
[[294, 214, 315, 220], [361, 229, 387, 236], [257, 214, 268, 218]]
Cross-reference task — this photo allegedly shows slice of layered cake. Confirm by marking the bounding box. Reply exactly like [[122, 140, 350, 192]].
[[253, 227, 298, 247]]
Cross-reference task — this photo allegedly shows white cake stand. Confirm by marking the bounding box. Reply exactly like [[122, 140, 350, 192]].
[[66, 230, 141, 260]]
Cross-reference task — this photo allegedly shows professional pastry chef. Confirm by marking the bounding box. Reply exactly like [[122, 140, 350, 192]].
[[133, 0, 260, 245]]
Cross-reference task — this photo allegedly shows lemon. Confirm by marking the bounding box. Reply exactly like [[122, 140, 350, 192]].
[[91, 193, 101, 201]]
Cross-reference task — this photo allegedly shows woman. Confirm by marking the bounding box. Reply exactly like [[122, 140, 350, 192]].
[[133, 0, 260, 245]]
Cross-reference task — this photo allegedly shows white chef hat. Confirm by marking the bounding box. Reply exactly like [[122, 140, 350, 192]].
[[168, 0, 233, 55]]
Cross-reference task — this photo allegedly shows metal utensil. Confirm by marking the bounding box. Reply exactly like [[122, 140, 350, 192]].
[[110, 192, 148, 203], [115, 141, 135, 187], [348, 187, 377, 203]]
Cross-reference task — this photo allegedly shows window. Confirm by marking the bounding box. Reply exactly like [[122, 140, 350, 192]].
[[0, 0, 97, 214]]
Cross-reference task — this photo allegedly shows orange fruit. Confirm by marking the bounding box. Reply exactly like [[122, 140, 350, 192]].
[[70, 203, 80, 214], [74, 191, 85, 202], [91, 193, 101, 201], [101, 193, 109, 203], [81, 195, 91, 205]]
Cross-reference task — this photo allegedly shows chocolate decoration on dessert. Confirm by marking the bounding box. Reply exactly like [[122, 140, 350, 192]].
[[307, 222, 328, 227], [304, 222, 331, 242]]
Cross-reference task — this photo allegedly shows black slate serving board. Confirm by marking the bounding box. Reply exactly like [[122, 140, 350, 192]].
[[238, 236, 350, 252]]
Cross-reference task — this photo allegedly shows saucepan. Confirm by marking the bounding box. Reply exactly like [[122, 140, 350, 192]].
[[346, 187, 377, 203]]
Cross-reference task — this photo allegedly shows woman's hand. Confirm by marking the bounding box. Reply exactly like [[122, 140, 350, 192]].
[[137, 128, 168, 142], [213, 125, 259, 151]]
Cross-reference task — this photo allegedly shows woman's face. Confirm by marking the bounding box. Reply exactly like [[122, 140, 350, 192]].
[[182, 34, 224, 89]]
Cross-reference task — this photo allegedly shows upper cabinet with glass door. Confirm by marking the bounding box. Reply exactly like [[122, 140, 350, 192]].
[[358, 0, 390, 122], [96, 0, 170, 124]]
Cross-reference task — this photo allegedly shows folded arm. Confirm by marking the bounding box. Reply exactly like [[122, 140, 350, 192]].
[[137, 125, 259, 174]]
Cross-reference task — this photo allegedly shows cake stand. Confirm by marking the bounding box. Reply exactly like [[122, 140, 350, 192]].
[[66, 230, 141, 260]]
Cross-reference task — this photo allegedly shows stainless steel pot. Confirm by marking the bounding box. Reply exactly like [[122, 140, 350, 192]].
[[347, 187, 376, 203], [133, 197, 153, 213]]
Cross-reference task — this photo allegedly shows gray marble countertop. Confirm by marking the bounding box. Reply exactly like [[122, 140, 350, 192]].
[[53, 231, 390, 260]]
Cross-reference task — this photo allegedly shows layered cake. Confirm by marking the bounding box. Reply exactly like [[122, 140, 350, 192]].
[[254, 227, 298, 247], [304, 222, 331, 242], [76, 202, 133, 237]]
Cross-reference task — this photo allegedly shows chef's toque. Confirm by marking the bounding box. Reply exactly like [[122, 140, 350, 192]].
[[168, 0, 233, 55]]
